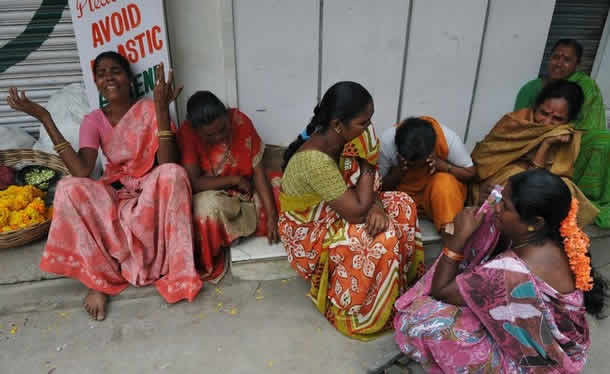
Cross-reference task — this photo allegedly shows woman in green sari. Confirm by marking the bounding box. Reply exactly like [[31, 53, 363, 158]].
[[515, 38, 610, 227]]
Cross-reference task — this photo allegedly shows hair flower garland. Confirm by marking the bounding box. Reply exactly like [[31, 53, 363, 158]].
[[560, 198, 593, 291]]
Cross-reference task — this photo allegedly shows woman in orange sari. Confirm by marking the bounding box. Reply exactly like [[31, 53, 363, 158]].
[[177, 91, 280, 282], [7, 51, 203, 321], [380, 116, 476, 232], [280, 82, 425, 340]]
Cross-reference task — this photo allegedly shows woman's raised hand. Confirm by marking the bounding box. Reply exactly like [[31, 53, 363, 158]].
[[6, 87, 50, 121], [397, 154, 409, 173], [445, 206, 485, 252], [543, 134, 571, 145], [426, 153, 450, 175], [153, 63, 184, 110]]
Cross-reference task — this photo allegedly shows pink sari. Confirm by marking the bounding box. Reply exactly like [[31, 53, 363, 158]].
[[40, 99, 203, 303], [393, 216, 590, 373]]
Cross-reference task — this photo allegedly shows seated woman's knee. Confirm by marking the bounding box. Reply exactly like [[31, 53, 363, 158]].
[[56, 176, 96, 195], [192, 190, 226, 214], [429, 172, 461, 192], [156, 163, 189, 181]]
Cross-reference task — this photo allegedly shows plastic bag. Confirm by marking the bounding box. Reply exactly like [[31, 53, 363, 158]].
[[33, 83, 106, 179], [0, 127, 36, 150]]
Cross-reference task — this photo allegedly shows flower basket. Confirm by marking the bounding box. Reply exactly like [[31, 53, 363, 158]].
[[0, 149, 70, 249]]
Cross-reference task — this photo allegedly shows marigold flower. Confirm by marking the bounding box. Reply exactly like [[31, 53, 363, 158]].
[[0, 207, 9, 227], [0, 185, 49, 233], [560, 199, 593, 291]]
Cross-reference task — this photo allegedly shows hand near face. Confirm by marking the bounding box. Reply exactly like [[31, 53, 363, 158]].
[[426, 153, 449, 175], [397, 155, 409, 173], [445, 206, 485, 252], [478, 183, 495, 205], [543, 134, 571, 145], [153, 63, 184, 110]]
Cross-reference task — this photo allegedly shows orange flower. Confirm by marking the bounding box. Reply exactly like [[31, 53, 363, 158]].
[[0, 186, 49, 233], [560, 199, 593, 291]]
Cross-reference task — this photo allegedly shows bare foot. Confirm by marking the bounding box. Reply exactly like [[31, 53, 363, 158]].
[[83, 289, 108, 321]]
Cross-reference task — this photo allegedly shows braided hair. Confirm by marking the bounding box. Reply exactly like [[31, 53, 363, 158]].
[[282, 81, 372, 170]]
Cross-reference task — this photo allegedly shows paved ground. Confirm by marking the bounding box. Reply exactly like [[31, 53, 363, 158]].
[[1, 236, 609, 373], [1, 274, 399, 374], [1, 265, 608, 374]]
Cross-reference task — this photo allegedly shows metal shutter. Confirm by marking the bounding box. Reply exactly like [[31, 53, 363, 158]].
[[539, 0, 610, 76], [0, 0, 83, 136]]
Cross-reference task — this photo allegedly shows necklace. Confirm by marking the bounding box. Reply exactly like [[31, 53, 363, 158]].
[[211, 123, 233, 177], [511, 241, 532, 250]]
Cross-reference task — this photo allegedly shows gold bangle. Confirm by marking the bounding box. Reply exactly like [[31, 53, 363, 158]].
[[158, 130, 174, 137], [159, 136, 175, 141], [361, 166, 376, 176], [531, 160, 544, 169], [442, 247, 464, 262], [55, 145, 69, 153], [53, 141, 70, 152], [55, 145, 72, 154]]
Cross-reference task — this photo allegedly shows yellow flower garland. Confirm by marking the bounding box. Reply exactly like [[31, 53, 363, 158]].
[[0, 185, 50, 233]]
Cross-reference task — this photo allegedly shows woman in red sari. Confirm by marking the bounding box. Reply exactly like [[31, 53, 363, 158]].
[[7, 51, 203, 321], [177, 91, 280, 281]]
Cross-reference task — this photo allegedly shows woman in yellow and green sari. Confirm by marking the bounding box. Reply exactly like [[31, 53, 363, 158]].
[[515, 38, 610, 227], [279, 82, 425, 341]]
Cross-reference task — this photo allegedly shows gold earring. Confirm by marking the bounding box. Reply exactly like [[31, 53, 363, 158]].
[[528, 226, 535, 232]]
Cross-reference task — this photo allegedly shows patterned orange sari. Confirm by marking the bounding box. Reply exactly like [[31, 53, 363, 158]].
[[178, 109, 281, 282], [41, 99, 203, 303], [279, 126, 425, 341]]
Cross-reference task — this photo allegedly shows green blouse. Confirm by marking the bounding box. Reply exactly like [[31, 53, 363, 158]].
[[281, 150, 347, 207]]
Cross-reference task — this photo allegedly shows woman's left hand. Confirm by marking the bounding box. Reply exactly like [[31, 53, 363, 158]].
[[266, 214, 280, 245], [153, 63, 184, 110], [426, 154, 452, 175], [543, 134, 571, 145], [365, 203, 388, 237], [445, 206, 485, 252]]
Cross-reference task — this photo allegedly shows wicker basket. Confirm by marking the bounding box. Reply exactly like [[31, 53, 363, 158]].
[[0, 149, 70, 249]]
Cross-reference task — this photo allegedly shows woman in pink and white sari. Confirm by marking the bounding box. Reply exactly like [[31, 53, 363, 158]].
[[393, 169, 607, 373], [7, 51, 203, 321]]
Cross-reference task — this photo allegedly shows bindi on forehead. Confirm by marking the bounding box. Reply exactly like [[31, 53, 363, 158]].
[[95, 60, 124, 73], [554, 46, 577, 57]]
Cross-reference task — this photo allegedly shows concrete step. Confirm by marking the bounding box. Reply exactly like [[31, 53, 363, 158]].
[[0, 239, 61, 285], [1, 222, 608, 285], [231, 220, 610, 280], [229, 219, 443, 280]]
